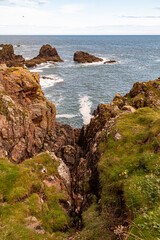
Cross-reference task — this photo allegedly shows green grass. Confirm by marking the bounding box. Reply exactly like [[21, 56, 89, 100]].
[[97, 107, 160, 238], [77, 204, 115, 240], [0, 153, 71, 239]]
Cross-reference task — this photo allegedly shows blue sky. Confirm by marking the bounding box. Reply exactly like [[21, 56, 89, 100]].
[[0, 0, 160, 34]]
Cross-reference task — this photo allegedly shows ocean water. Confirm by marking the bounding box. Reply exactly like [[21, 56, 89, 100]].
[[0, 35, 160, 128]]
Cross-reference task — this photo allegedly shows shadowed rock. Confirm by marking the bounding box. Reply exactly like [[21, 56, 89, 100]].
[[73, 51, 103, 63], [25, 44, 63, 68], [0, 44, 25, 67]]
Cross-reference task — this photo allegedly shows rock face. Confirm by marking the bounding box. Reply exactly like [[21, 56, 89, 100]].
[[0, 44, 25, 67], [25, 44, 63, 68], [0, 65, 56, 162], [73, 51, 103, 63]]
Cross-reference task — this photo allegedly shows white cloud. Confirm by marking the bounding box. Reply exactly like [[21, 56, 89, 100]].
[[2, 0, 49, 6], [60, 3, 84, 14], [0, 5, 51, 26]]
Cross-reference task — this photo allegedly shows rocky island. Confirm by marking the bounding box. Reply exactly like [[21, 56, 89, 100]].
[[73, 51, 103, 63], [25, 44, 63, 68], [0, 55, 160, 239]]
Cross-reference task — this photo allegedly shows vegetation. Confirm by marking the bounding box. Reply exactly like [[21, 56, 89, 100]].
[[0, 153, 70, 239], [79, 107, 160, 239]]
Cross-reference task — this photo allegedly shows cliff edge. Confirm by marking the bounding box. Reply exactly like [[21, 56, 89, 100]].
[[0, 65, 160, 239]]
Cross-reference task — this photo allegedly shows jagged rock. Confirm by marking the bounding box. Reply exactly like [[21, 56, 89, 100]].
[[104, 60, 117, 64], [73, 51, 103, 63], [25, 44, 63, 68], [61, 145, 76, 166], [0, 66, 56, 162], [0, 44, 25, 67]]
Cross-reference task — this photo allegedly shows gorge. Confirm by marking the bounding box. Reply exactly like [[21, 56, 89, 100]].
[[0, 45, 160, 240]]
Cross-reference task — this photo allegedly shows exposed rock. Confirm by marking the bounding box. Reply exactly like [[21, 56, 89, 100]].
[[0, 66, 56, 162], [114, 131, 122, 141], [0, 44, 25, 67], [25, 216, 45, 235], [122, 105, 136, 112], [104, 60, 117, 64], [73, 51, 103, 63], [25, 44, 63, 68]]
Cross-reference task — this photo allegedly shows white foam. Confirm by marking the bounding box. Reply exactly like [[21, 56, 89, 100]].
[[29, 62, 56, 73], [30, 68, 43, 73], [56, 114, 78, 119], [79, 95, 93, 125], [40, 74, 64, 89]]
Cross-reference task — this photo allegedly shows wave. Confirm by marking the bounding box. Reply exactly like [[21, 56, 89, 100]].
[[56, 114, 78, 119], [79, 95, 93, 125], [29, 62, 56, 73], [40, 74, 64, 89]]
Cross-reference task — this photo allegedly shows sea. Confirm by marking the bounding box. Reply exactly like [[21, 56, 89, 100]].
[[0, 35, 160, 128]]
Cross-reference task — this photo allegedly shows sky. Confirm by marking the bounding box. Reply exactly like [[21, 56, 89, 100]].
[[1, 0, 160, 35]]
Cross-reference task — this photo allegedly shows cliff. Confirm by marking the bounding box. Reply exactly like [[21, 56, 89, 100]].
[[0, 65, 160, 240], [0, 65, 56, 162]]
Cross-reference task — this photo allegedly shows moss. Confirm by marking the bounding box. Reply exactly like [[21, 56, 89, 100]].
[[128, 205, 160, 239], [0, 154, 70, 239], [92, 107, 160, 238], [77, 204, 115, 240]]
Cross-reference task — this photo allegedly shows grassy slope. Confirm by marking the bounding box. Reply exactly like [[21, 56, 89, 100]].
[[79, 107, 160, 240], [0, 153, 70, 240]]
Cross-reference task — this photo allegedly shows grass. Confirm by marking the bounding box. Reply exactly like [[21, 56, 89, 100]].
[[80, 107, 160, 239], [0, 153, 71, 239], [98, 107, 160, 239], [77, 204, 115, 240]]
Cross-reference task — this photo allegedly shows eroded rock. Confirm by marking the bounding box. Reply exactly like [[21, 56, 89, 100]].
[[73, 51, 103, 63], [25, 44, 63, 68], [0, 44, 25, 67]]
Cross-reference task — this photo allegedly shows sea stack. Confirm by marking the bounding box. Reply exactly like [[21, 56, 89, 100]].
[[0, 44, 25, 67], [25, 44, 63, 68], [73, 51, 103, 63]]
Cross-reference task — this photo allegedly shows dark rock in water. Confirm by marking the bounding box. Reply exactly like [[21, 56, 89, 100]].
[[104, 60, 117, 64], [41, 76, 53, 80], [0, 44, 25, 67], [16, 45, 21, 47], [73, 51, 103, 63], [25, 44, 63, 68]]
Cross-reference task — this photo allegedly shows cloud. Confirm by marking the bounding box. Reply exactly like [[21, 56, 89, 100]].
[[1, 0, 49, 6], [60, 3, 84, 14], [38, 0, 48, 4], [121, 15, 160, 18]]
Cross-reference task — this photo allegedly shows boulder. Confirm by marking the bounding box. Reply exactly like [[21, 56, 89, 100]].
[[25, 44, 63, 68], [73, 51, 103, 63], [0, 44, 25, 67]]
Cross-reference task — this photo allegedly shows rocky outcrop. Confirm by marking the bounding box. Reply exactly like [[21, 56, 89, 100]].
[[73, 51, 103, 63], [0, 44, 25, 67], [75, 77, 160, 239], [0, 65, 56, 162], [25, 44, 63, 68]]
